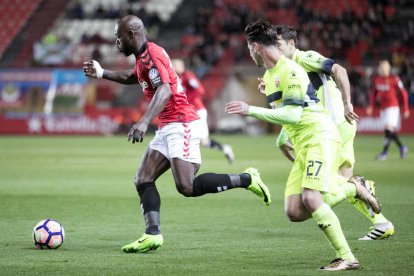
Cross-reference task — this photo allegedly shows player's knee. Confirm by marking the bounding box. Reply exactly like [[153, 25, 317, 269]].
[[133, 175, 144, 191], [175, 182, 194, 197], [285, 209, 306, 222], [133, 176, 139, 190], [301, 191, 316, 209], [134, 176, 152, 192], [134, 173, 155, 190]]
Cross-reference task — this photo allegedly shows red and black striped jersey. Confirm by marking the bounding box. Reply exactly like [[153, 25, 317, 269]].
[[133, 42, 199, 128]]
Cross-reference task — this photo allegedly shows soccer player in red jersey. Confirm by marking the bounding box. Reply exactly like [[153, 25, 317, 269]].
[[366, 60, 410, 160], [83, 15, 271, 253], [172, 58, 235, 163]]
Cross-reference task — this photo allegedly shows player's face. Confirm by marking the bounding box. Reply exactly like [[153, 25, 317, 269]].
[[275, 36, 294, 59], [378, 61, 391, 77], [115, 24, 133, 57], [247, 42, 264, 67]]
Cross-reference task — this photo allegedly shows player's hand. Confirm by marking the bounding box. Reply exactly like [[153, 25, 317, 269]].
[[344, 102, 359, 124], [403, 110, 410, 119], [225, 101, 250, 116], [366, 106, 373, 116], [83, 60, 104, 79], [257, 78, 266, 94], [127, 122, 148, 144], [279, 142, 295, 163]]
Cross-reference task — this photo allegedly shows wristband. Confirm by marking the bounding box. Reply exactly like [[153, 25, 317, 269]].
[[93, 60, 104, 79]]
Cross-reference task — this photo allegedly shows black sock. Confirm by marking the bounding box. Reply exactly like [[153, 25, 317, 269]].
[[382, 130, 392, 153], [192, 173, 251, 197], [208, 139, 223, 151], [137, 182, 161, 235], [390, 131, 403, 148]]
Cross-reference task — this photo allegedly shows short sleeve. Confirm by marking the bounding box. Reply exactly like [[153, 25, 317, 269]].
[[297, 50, 336, 75], [148, 49, 172, 88]]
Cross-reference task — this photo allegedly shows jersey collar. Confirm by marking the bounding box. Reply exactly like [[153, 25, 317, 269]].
[[273, 55, 287, 71], [137, 41, 148, 56]]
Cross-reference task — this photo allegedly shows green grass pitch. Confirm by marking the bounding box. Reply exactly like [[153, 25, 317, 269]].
[[0, 134, 413, 275]]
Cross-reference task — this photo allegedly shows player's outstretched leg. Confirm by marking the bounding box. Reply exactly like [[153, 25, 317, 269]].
[[347, 178, 395, 240], [349, 176, 381, 216], [188, 165, 271, 205], [122, 233, 164, 253], [244, 167, 271, 206]]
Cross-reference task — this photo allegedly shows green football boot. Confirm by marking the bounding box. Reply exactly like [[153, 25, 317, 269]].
[[244, 167, 271, 206], [122, 233, 163, 253]]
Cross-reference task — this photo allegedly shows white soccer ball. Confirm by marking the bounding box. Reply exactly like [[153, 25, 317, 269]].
[[32, 219, 65, 249]]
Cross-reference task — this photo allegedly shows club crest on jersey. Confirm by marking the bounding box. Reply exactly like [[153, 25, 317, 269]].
[[149, 68, 161, 84], [139, 80, 149, 89]]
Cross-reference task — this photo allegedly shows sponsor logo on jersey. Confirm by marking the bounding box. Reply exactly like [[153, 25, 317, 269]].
[[376, 83, 390, 91], [139, 80, 149, 89]]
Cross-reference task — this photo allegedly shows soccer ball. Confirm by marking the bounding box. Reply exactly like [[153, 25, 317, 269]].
[[32, 219, 65, 249]]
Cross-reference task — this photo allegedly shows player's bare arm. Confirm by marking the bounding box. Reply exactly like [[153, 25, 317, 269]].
[[127, 83, 172, 143], [279, 142, 295, 162], [83, 60, 138, 85], [331, 63, 359, 124], [225, 101, 250, 115], [403, 110, 410, 119]]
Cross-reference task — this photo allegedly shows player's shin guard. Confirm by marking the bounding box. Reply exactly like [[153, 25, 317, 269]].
[[312, 203, 355, 261], [192, 173, 250, 196], [137, 182, 161, 235]]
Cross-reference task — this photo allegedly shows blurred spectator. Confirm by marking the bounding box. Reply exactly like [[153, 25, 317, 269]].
[[39, 0, 413, 108], [95, 4, 106, 19], [68, 0, 84, 19], [33, 33, 72, 65]]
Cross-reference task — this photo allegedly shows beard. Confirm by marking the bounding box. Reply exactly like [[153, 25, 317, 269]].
[[255, 54, 264, 67]]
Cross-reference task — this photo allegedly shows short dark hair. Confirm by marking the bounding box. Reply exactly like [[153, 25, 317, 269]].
[[245, 19, 277, 46], [274, 25, 298, 45]]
